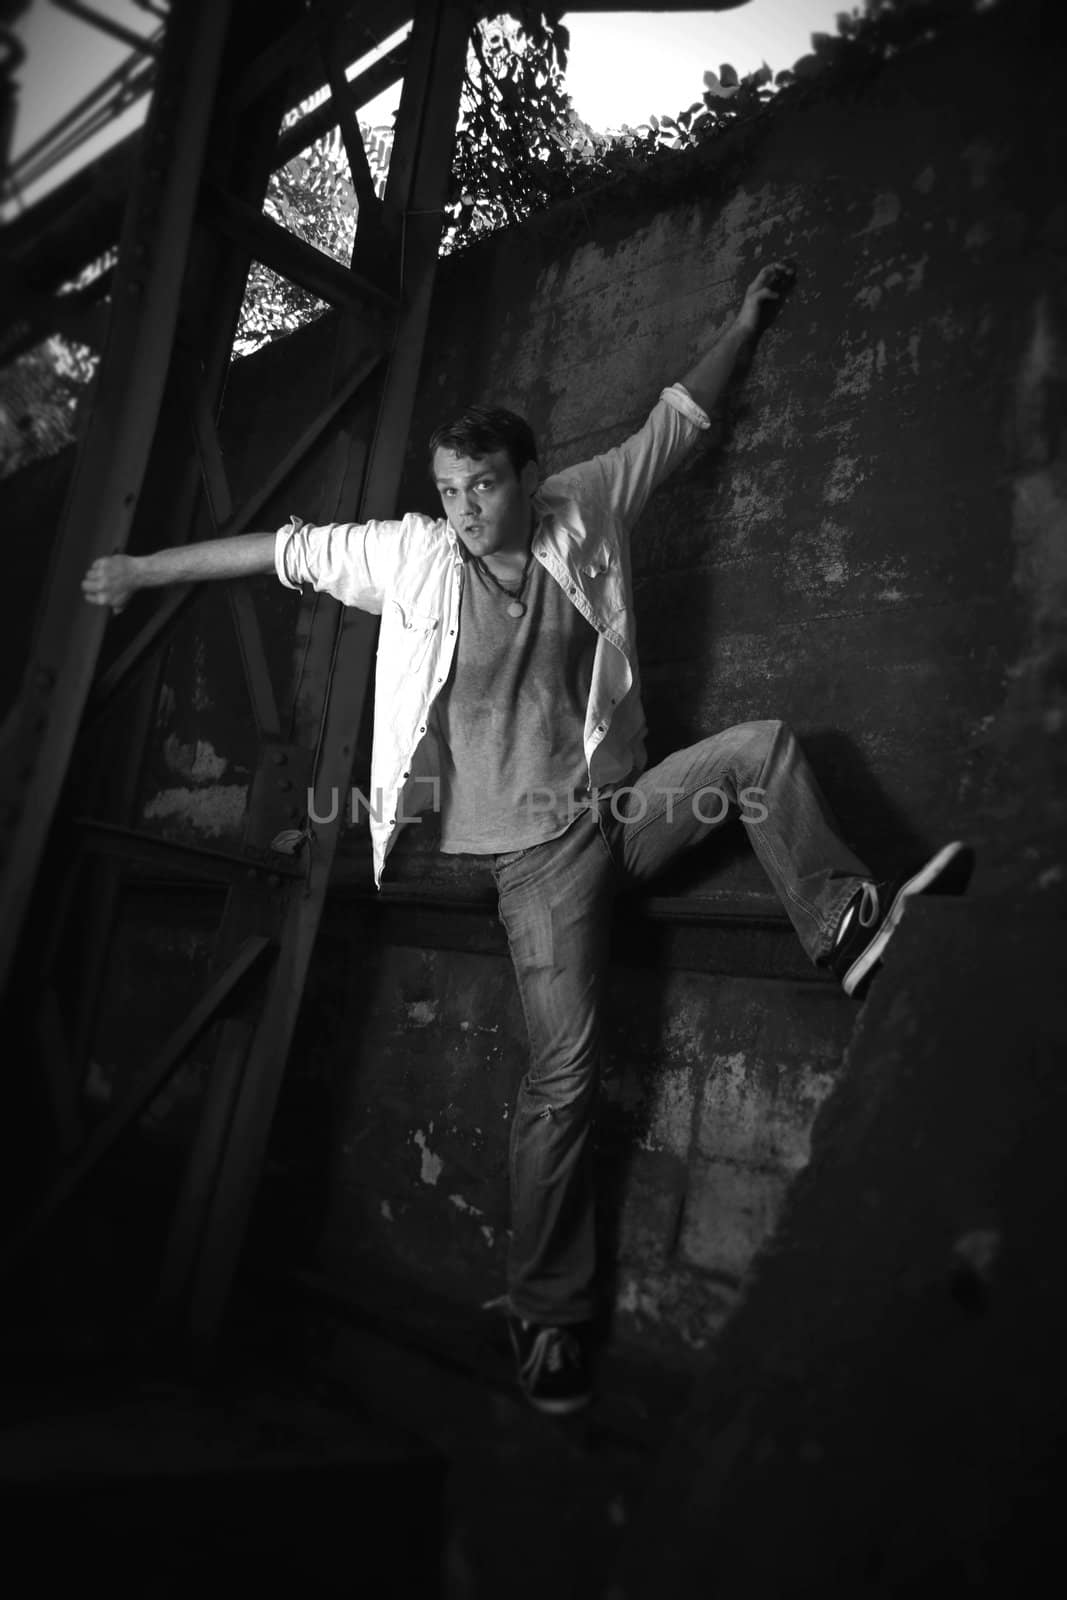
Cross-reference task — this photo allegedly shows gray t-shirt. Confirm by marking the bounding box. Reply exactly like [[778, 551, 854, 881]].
[[433, 549, 597, 853]]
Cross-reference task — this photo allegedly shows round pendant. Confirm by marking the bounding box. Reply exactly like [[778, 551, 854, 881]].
[[506, 599, 526, 619]]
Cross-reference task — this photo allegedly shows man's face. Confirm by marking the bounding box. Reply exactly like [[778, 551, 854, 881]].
[[432, 446, 538, 560]]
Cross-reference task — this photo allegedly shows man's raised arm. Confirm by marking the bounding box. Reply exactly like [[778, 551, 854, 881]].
[[679, 260, 794, 417], [82, 532, 278, 614], [555, 260, 794, 529]]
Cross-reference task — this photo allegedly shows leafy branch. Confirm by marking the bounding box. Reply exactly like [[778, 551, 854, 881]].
[[0, 0, 997, 476]]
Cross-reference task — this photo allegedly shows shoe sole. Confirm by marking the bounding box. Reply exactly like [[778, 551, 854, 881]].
[[842, 841, 975, 996], [524, 1389, 592, 1417], [508, 1317, 593, 1417]]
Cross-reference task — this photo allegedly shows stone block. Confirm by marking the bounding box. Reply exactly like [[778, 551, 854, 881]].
[[694, 1050, 839, 1172], [677, 1157, 793, 1281]]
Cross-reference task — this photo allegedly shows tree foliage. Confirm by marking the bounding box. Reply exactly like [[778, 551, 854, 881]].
[[234, 126, 360, 357], [1, 0, 992, 474], [0, 255, 105, 480], [440, 12, 777, 248], [443, 10, 575, 250], [0, 338, 92, 478], [441, 0, 993, 234]]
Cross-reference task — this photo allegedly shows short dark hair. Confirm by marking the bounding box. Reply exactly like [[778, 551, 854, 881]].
[[428, 405, 539, 481]]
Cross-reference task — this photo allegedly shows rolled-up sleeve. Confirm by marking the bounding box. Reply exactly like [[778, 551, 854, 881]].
[[553, 385, 711, 533], [661, 382, 711, 431], [274, 514, 411, 613], [274, 518, 305, 591]]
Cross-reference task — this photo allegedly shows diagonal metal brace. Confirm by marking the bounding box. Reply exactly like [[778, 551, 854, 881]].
[[201, 183, 398, 317], [0, 0, 235, 1006], [0, 934, 275, 1281], [86, 350, 384, 715]]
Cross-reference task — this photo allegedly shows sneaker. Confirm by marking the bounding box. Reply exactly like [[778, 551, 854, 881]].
[[507, 1316, 592, 1416], [830, 841, 975, 996]]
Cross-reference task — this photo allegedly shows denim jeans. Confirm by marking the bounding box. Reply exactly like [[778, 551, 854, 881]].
[[490, 719, 872, 1325]]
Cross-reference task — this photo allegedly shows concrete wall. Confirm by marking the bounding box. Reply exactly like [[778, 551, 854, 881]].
[[259, 915, 854, 1361], [237, 1, 1065, 1361], [616, 894, 1067, 1596], [19, 2, 1062, 1365], [398, 1, 1062, 895]]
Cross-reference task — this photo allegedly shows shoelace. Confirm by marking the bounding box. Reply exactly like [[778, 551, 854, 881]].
[[518, 1325, 579, 1389], [857, 881, 880, 927], [481, 1293, 514, 1313]]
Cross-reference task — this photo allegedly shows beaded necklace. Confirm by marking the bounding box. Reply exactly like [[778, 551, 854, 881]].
[[474, 548, 534, 618]]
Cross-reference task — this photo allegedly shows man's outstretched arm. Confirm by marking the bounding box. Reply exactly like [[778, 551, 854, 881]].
[[556, 260, 794, 526], [679, 260, 794, 416], [82, 532, 276, 614]]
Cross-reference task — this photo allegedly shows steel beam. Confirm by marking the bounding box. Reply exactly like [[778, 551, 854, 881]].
[[181, 363, 284, 737], [63, 659, 170, 1105], [2, 48, 155, 207], [0, 5, 415, 292], [37, 53, 299, 1145], [0, 935, 274, 1281], [0, 20, 23, 182], [52, 0, 162, 58], [87, 350, 383, 714], [232, 7, 319, 111], [229, 589, 283, 740], [314, 12, 384, 230], [0, 261, 111, 366], [0, 0, 236, 1003], [201, 184, 398, 316], [273, 37, 409, 171], [183, 352, 235, 531], [0, 136, 137, 297], [156, 1016, 254, 1317], [34, 983, 84, 1157], [76, 818, 304, 883], [254, 0, 417, 116], [184, 0, 473, 1347]]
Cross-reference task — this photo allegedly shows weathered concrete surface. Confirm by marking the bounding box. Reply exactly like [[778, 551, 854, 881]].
[[261, 911, 854, 1363], [401, 0, 1065, 899], [613, 895, 1067, 1598], [9, 4, 1063, 1380], [255, 0, 1065, 1358]]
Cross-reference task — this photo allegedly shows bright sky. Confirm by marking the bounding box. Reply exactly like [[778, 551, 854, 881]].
[[562, 2, 845, 130], [4, 0, 160, 216], [4, 2, 846, 217], [357, 2, 847, 129]]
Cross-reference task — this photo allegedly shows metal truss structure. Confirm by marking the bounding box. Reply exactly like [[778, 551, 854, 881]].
[[0, 0, 472, 1347], [0, 0, 745, 1350]]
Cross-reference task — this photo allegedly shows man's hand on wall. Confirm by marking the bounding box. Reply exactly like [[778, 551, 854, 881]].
[[680, 261, 796, 415], [735, 261, 796, 338]]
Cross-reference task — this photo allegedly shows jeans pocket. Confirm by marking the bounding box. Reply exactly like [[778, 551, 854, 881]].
[[494, 847, 529, 870]]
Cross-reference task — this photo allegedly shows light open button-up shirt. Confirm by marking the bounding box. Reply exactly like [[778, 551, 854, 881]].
[[275, 383, 710, 885]]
